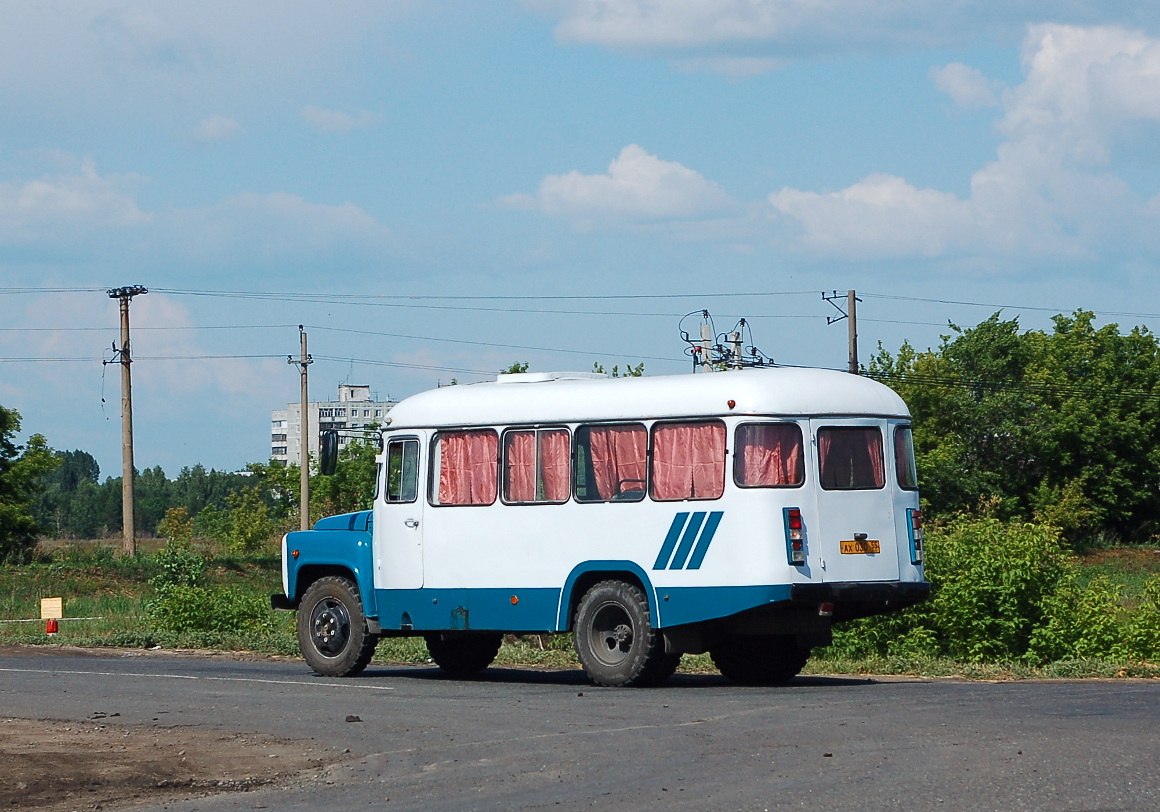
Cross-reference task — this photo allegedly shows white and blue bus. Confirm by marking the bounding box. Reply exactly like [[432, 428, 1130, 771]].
[[272, 367, 928, 686]]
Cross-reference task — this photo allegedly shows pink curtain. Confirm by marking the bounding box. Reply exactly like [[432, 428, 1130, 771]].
[[539, 429, 571, 501], [652, 422, 726, 500], [818, 427, 884, 489], [438, 430, 498, 505], [735, 424, 803, 487], [503, 431, 536, 503], [503, 429, 570, 503], [587, 424, 647, 500]]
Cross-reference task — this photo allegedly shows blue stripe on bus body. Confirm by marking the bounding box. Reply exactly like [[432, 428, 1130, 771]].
[[686, 511, 724, 570], [669, 512, 707, 570], [653, 513, 690, 570], [370, 583, 798, 633]]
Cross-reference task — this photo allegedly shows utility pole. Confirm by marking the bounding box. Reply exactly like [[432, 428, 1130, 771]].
[[106, 285, 148, 556], [823, 289, 860, 374], [288, 326, 313, 531]]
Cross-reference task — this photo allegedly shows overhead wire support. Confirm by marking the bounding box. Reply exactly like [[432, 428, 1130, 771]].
[[105, 285, 148, 555], [823, 290, 860, 375], [288, 326, 313, 532]]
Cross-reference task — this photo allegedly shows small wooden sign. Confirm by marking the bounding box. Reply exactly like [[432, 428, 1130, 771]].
[[40, 597, 63, 620]]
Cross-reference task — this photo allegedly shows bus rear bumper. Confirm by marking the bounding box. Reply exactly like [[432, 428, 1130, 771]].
[[789, 581, 930, 621]]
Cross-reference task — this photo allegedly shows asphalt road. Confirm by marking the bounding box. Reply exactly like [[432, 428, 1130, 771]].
[[2, 646, 1158, 811]]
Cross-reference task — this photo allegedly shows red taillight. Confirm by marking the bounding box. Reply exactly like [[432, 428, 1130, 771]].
[[783, 507, 806, 565], [908, 508, 924, 565]]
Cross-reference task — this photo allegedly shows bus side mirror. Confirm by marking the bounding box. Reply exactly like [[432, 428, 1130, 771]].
[[319, 430, 339, 476]]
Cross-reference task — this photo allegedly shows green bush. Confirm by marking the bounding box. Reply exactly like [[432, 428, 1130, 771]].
[[147, 584, 272, 634], [145, 543, 272, 635], [1124, 577, 1160, 662], [829, 517, 1077, 662], [149, 544, 207, 590], [1029, 574, 1128, 663], [927, 518, 1076, 661]]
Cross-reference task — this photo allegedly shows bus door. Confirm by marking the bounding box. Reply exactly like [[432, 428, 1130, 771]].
[[375, 433, 426, 590], [809, 420, 900, 583]]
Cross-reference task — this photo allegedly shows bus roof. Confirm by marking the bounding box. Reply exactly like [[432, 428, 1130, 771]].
[[384, 367, 911, 429]]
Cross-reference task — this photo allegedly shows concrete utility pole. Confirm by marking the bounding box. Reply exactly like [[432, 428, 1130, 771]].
[[823, 289, 861, 375], [288, 326, 313, 531], [846, 289, 859, 375], [106, 285, 148, 555]]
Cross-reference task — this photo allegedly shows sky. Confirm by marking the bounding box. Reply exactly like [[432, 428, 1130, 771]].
[[3, 0, 1160, 479]]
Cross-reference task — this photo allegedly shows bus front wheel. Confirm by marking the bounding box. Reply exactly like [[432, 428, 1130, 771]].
[[574, 580, 678, 687], [297, 576, 378, 677]]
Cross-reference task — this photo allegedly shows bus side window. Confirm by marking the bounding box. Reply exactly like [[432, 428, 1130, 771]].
[[430, 429, 499, 506], [734, 423, 804, 488], [650, 421, 726, 501], [894, 425, 919, 491], [385, 438, 419, 503], [503, 428, 570, 504], [573, 423, 647, 503], [817, 426, 885, 490]]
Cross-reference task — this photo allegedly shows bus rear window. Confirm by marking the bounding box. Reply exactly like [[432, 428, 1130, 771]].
[[894, 425, 918, 491], [503, 428, 570, 504], [734, 423, 804, 488], [818, 427, 884, 490], [574, 423, 647, 502], [431, 429, 498, 506], [650, 421, 725, 501]]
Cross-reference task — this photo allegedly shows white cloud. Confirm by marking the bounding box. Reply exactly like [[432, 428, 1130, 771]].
[[545, 1, 1160, 64], [770, 174, 974, 259], [502, 144, 734, 224], [0, 155, 394, 271], [158, 191, 394, 266], [0, 159, 152, 243], [301, 105, 380, 134], [768, 24, 1160, 265], [0, 2, 408, 100], [192, 114, 242, 143], [930, 63, 1000, 109]]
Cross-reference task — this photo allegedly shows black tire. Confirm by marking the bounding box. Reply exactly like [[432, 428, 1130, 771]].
[[297, 576, 378, 677], [710, 635, 809, 685], [424, 632, 503, 677], [573, 580, 675, 687]]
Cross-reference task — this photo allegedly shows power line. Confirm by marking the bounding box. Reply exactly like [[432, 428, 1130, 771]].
[[306, 325, 685, 364], [860, 292, 1160, 321]]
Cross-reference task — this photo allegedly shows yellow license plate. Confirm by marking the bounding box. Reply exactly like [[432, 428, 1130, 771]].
[[840, 539, 880, 554]]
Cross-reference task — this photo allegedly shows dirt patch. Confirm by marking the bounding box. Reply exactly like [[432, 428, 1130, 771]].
[[1080, 547, 1160, 573], [0, 717, 333, 812]]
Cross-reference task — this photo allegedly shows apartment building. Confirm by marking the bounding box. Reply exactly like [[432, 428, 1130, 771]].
[[271, 384, 396, 464]]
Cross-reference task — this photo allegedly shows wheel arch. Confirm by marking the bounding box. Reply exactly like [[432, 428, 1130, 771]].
[[558, 561, 660, 631], [283, 527, 377, 620]]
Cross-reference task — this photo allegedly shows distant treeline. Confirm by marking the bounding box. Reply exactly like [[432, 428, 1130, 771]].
[[33, 451, 258, 539]]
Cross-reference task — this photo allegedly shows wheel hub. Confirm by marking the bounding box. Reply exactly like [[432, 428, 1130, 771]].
[[311, 600, 350, 656]]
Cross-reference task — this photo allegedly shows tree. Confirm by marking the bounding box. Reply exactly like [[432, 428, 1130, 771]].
[[592, 362, 645, 377], [869, 310, 1160, 543], [0, 406, 59, 560], [312, 433, 379, 516], [33, 449, 100, 537]]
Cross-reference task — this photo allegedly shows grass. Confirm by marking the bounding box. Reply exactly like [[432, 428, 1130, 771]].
[[3, 537, 1159, 680], [1075, 546, 1160, 607]]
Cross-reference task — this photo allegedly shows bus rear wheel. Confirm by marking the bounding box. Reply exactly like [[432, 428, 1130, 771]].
[[710, 635, 809, 685], [424, 632, 503, 676], [574, 580, 676, 687], [297, 576, 378, 677]]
